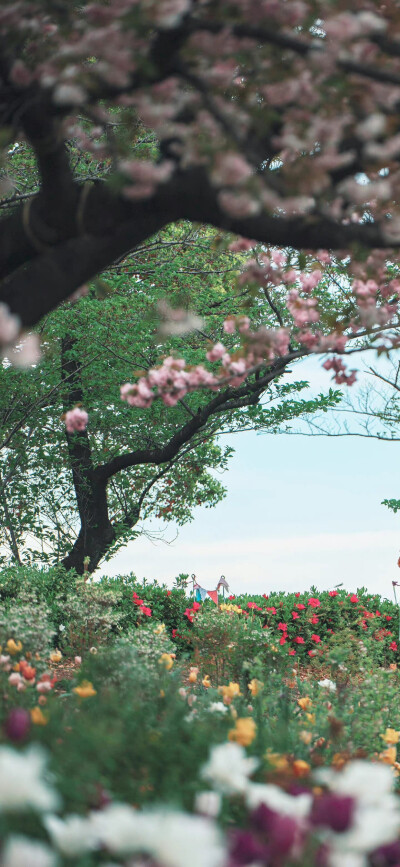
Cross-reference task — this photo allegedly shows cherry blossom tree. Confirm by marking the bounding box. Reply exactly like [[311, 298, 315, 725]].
[[1, 0, 400, 342], [2, 1, 400, 574]]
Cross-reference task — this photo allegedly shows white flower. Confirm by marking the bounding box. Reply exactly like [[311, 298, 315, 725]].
[[90, 804, 226, 867], [318, 679, 336, 691], [1, 836, 58, 867], [0, 745, 59, 812], [58, 625, 65, 633], [44, 814, 98, 857], [208, 703, 228, 714], [195, 791, 222, 818], [328, 853, 366, 867], [316, 760, 395, 806], [200, 742, 258, 795], [316, 761, 400, 861], [246, 783, 312, 819]]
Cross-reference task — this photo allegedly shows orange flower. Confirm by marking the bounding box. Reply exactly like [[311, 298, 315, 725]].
[[297, 697, 312, 711], [158, 653, 174, 671], [73, 680, 97, 698], [229, 717, 256, 747], [381, 728, 400, 745], [188, 667, 198, 683], [202, 675, 211, 688], [6, 639, 23, 656], [219, 682, 241, 703], [248, 678, 263, 697], [265, 750, 290, 772], [292, 759, 311, 777], [30, 706, 48, 725], [50, 649, 62, 664]]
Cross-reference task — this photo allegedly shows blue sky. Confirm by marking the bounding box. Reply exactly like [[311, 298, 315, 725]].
[[97, 354, 400, 600]]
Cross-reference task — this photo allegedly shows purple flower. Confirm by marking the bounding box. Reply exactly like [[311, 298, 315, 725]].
[[251, 803, 297, 858], [310, 793, 355, 833], [4, 707, 31, 741], [229, 830, 268, 864]]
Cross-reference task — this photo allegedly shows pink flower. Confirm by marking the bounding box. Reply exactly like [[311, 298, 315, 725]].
[[296, 603, 306, 610], [248, 602, 262, 611], [206, 342, 226, 362], [311, 634, 321, 643], [308, 598, 321, 608], [279, 636, 287, 645], [329, 591, 338, 597], [390, 641, 398, 651], [266, 606, 277, 615], [294, 636, 305, 644], [349, 594, 359, 604], [292, 612, 300, 620], [288, 649, 296, 656], [310, 615, 319, 625], [65, 407, 89, 434], [278, 622, 288, 631]]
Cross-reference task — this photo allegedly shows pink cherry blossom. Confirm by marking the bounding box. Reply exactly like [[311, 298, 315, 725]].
[[65, 407, 89, 433]]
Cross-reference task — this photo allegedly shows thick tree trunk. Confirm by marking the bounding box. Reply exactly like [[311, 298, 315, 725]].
[[61, 335, 116, 575]]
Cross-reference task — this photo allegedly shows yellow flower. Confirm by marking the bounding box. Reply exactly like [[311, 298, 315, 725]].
[[229, 717, 257, 747], [306, 713, 316, 725], [202, 675, 211, 688], [265, 750, 290, 772], [299, 730, 313, 745], [6, 639, 23, 656], [381, 728, 400, 745], [248, 678, 263, 697], [380, 746, 397, 765], [154, 623, 166, 635], [220, 603, 243, 614], [50, 649, 62, 664], [73, 680, 97, 698], [292, 759, 311, 777], [160, 689, 165, 698], [271, 645, 278, 653], [218, 681, 241, 703], [297, 697, 312, 711], [158, 653, 174, 671], [188, 667, 198, 683], [30, 706, 48, 725]]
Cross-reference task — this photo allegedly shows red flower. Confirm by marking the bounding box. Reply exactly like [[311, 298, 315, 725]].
[[228, 595, 236, 600], [295, 603, 306, 610], [140, 605, 152, 617], [398, 557, 400, 568], [295, 592, 301, 598], [184, 608, 194, 623], [167, 590, 171, 596], [375, 610, 381, 616], [192, 601, 201, 611], [263, 594, 269, 599], [308, 598, 321, 608], [348, 594, 359, 604], [248, 602, 262, 611], [308, 650, 316, 657], [294, 636, 305, 644], [172, 628, 178, 638], [278, 622, 288, 632], [288, 649, 296, 655], [327, 629, 334, 634], [328, 591, 338, 597], [386, 615, 392, 621], [279, 636, 287, 645], [310, 615, 319, 625], [292, 612, 300, 620], [390, 641, 398, 651], [266, 606, 277, 615], [311, 634, 321, 643]]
